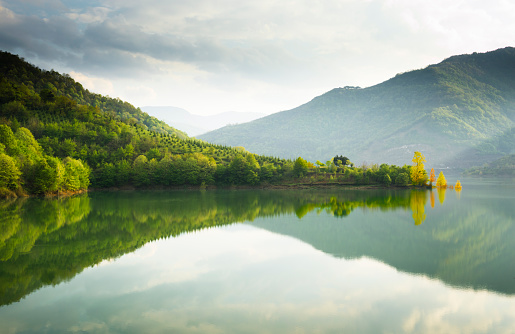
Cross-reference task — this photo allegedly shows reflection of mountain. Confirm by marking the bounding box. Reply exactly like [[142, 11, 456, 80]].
[[0, 190, 320, 306], [250, 188, 515, 295], [1, 187, 514, 307]]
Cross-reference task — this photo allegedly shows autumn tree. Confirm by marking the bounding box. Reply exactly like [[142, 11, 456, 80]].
[[410, 151, 428, 186], [436, 171, 447, 188], [429, 168, 436, 186]]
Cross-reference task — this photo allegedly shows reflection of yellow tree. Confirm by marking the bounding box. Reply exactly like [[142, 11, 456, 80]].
[[430, 190, 435, 208], [437, 187, 446, 205], [410, 190, 427, 225]]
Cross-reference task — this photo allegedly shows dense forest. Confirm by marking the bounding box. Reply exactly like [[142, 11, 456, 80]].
[[0, 51, 426, 197], [200, 47, 515, 168]]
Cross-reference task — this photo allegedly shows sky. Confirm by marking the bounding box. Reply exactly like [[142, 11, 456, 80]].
[[1, 0, 514, 116]]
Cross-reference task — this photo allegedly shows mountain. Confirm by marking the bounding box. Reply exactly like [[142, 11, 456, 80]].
[[141, 106, 266, 137], [199, 47, 515, 168]]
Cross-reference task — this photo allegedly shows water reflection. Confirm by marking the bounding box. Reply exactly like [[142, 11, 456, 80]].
[[0, 185, 514, 309]]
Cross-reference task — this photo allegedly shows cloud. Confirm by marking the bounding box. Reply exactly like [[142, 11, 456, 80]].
[[0, 0, 514, 114], [68, 71, 114, 95]]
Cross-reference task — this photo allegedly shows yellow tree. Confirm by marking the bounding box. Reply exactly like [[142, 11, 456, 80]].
[[410, 151, 428, 186], [455, 180, 462, 190], [436, 171, 447, 188]]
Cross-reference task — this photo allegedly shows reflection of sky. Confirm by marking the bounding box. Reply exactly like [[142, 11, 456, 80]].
[[1, 224, 515, 333]]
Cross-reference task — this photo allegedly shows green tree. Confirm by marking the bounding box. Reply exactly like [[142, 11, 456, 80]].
[[395, 172, 410, 186], [0, 153, 21, 190], [293, 157, 309, 178], [0, 124, 18, 155], [132, 155, 149, 186]]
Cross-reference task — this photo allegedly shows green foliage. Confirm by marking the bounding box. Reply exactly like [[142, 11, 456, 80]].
[[395, 173, 410, 186], [0, 153, 20, 190], [0, 124, 18, 156], [293, 157, 309, 178]]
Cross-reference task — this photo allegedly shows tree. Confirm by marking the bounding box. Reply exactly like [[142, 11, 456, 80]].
[[383, 173, 392, 186], [436, 171, 447, 188], [395, 172, 410, 186], [410, 151, 428, 186], [429, 168, 436, 185], [132, 155, 149, 186], [228, 154, 259, 185], [0, 124, 18, 155], [333, 155, 350, 167], [0, 153, 21, 190], [293, 157, 309, 178]]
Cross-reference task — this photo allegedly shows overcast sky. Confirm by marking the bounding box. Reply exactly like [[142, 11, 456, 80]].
[[1, 0, 514, 116]]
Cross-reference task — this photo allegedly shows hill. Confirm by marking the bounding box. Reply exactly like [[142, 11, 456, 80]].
[[141, 106, 265, 137], [464, 154, 515, 176], [199, 47, 515, 168], [0, 52, 188, 139], [0, 51, 294, 195]]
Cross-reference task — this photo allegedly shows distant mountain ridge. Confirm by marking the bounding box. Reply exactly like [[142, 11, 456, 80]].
[[199, 47, 515, 168], [141, 106, 265, 137]]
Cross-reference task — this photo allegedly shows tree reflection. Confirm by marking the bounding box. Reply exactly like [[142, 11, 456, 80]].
[[0, 188, 447, 306], [437, 187, 446, 205], [410, 190, 427, 225]]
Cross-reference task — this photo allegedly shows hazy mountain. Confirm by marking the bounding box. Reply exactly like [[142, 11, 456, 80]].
[[199, 47, 515, 168], [141, 106, 266, 137]]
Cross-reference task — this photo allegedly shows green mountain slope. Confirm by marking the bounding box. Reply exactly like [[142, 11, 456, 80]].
[[199, 47, 515, 168], [0, 51, 188, 139], [0, 51, 293, 193]]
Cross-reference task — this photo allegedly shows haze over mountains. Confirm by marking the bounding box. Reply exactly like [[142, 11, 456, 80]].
[[199, 47, 515, 168], [141, 106, 265, 137]]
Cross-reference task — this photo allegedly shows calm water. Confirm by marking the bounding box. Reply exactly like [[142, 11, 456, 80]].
[[1, 178, 515, 333]]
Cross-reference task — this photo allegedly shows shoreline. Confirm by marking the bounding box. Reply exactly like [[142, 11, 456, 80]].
[[2, 183, 426, 199]]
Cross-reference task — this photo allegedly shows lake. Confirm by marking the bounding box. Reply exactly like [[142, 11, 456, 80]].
[[1, 177, 515, 333]]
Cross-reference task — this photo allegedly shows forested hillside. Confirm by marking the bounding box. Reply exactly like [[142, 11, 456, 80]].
[[200, 47, 515, 168], [0, 51, 295, 196], [464, 154, 515, 176]]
